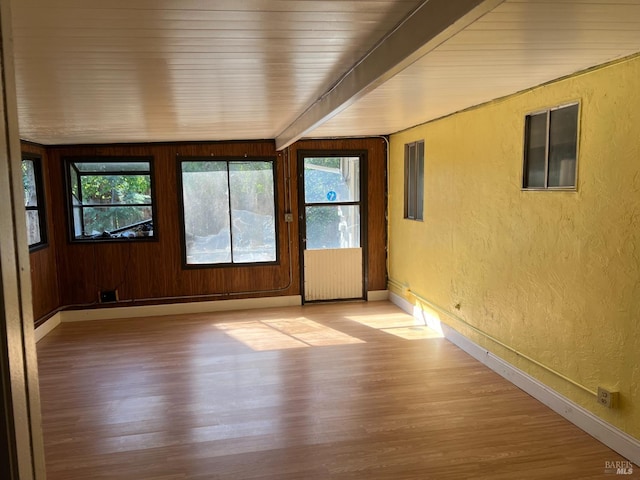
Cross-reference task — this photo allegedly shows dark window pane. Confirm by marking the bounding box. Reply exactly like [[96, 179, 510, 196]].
[[22, 160, 38, 207], [304, 157, 360, 203], [229, 162, 276, 263], [22, 157, 46, 247], [80, 174, 151, 205], [74, 162, 150, 173], [72, 206, 83, 237], [524, 112, 548, 188], [70, 166, 79, 199], [182, 162, 231, 264], [305, 205, 360, 250], [548, 104, 578, 188], [82, 206, 152, 236], [416, 141, 424, 220], [180, 160, 277, 265], [404, 141, 424, 220], [403, 145, 409, 218], [25, 210, 41, 246], [182, 161, 228, 173], [406, 144, 416, 218], [68, 159, 156, 241]]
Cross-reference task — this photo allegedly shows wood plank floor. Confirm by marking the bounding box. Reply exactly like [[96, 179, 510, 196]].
[[36, 301, 636, 479]]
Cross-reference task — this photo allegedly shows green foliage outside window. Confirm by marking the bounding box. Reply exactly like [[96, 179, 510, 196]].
[[68, 159, 154, 240], [22, 157, 46, 248]]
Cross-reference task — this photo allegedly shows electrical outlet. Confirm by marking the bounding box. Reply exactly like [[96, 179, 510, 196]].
[[99, 289, 118, 303], [284, 213, 294, 223], [597, 387, 618, 408]]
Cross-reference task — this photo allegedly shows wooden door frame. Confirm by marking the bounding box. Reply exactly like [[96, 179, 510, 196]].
[[0, 0, 47, 477], [297, 150, 368, 304]]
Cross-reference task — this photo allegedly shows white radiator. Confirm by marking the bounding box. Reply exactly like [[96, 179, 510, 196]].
[[304, 248, 363, 301]]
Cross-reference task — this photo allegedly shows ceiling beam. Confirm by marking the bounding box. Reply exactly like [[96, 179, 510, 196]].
[[275, 0, 504, 150]]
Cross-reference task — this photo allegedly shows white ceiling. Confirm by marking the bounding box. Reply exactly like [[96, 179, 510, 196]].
[[11, 0, 640, 146]]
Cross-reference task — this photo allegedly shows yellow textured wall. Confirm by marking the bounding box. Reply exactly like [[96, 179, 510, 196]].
[[388, 54, 640, 439]]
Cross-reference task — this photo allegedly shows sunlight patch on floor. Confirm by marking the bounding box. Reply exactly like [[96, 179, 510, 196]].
[[215, 321, 307, 350], [344, 312, 444, 340], [380, 325, 443, 340], [214, 318, 364, 351], [342, 312, 420, 329], [264, 318, 364, 347]]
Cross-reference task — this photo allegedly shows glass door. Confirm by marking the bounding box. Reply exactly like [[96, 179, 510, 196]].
[[300, 154, 365, 301]]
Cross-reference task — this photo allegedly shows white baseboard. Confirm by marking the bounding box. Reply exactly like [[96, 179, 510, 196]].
[[389, 291, 640, 466], [34, 292, 385, 341], [61, 295, 303, 322], [35, 296, 303, 340], [367, 290, 389, 301], [34, 312, 62, 343]]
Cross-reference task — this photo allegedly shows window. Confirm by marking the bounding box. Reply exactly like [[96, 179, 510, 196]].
[[179, 159, 277, 266], [523, 103, 579, 189], [404, 140, 424, 220], [303, 156, 361, 250], [22, 154, 47, 250], [65, 158, 155, 241]]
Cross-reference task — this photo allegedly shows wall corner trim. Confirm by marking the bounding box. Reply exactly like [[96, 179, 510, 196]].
[[34, 313, 62, 343], [389, 291, 640, 466], [367, 290, 389, 301]]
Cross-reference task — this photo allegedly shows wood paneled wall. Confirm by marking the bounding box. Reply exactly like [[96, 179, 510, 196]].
[[46, 141, 296, 307], [28, 137, 386, 315], [21, 142, 60, 323]]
